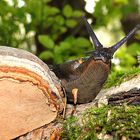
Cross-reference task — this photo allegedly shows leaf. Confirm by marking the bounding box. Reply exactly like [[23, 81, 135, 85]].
[[115, 0, 128, 4], [54, 42, 71, 54], [38, 35, 54, 49], [53, 42, 71, 63], [59, 27, 67, 33], [55, 15, 65, 25], [66, 19, 77, 28], [59, 42, 71, 51], [127, 43, 140, 56], [65, 36, 75, 46], [63, 5, 73, 18], [76, 37, 91, 47], [39, 51, 54, 60], [44, 6, 60, 16], [73, 10, 83, 17], [121, 54, 136, 66]]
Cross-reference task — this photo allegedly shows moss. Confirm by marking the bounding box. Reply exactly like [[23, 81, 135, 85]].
[[61, 105, 140, 140], [61, 117, 82, 140], [104, 67, 140, 88]]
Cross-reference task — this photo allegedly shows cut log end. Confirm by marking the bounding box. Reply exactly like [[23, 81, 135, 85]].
[[0, 46, 65, 139], [0, 79, 57, 139]]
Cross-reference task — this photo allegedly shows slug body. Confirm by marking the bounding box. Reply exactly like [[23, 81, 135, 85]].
[[55, 57, 110, 103], [53, 18, 140, 103]]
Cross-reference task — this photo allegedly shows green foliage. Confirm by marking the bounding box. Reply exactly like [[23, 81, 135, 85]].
[[0, 0, 139, 68], [127, 43, 140, 56], [0, 0, 87, 62], [38, 35, 54, 49], [61, 105, 140, 139], [104, 67, 140, 88], [66, 19, 77, 28], [114, 44, 139, 69], [39, 51, 54, 61], [38, 35, 91, 63], [63, 5, 73, 18], [62, 117, 82, 140], [0, 1, 26, 47], [94, 0, 138, 26]]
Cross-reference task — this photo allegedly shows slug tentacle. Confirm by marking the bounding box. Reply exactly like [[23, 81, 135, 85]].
[[83, 16, 103, 50], [83, 19, 140, 63], [110, 24, 140, 56]]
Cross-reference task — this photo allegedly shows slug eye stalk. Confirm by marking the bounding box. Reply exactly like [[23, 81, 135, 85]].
[[83, 17, 140, 61], [83, 16, 103, 50], [110, 24, 140, 56]]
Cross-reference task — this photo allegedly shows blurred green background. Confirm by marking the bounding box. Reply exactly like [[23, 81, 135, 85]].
[[0, 0, 140, 71]]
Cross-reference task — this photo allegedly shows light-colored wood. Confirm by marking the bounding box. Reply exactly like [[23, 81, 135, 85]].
[[0, 79, 57, 140]]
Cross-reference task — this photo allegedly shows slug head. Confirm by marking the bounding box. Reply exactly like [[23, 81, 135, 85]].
[[83, 17, 140, 63]]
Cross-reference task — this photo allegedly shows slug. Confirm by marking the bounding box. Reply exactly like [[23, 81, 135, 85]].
[[53, 17, 140, 103]]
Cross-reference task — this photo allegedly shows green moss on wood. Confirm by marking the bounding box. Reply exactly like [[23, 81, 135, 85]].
[[104, 67, 140, 88], [61, 105, 140, 140]]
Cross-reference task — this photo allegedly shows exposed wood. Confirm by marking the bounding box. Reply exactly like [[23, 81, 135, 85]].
[[0, 79, 57, 139], [0, 46, 64, 139], [108, 88, 140, 105], [97, 74, 140, 106]]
